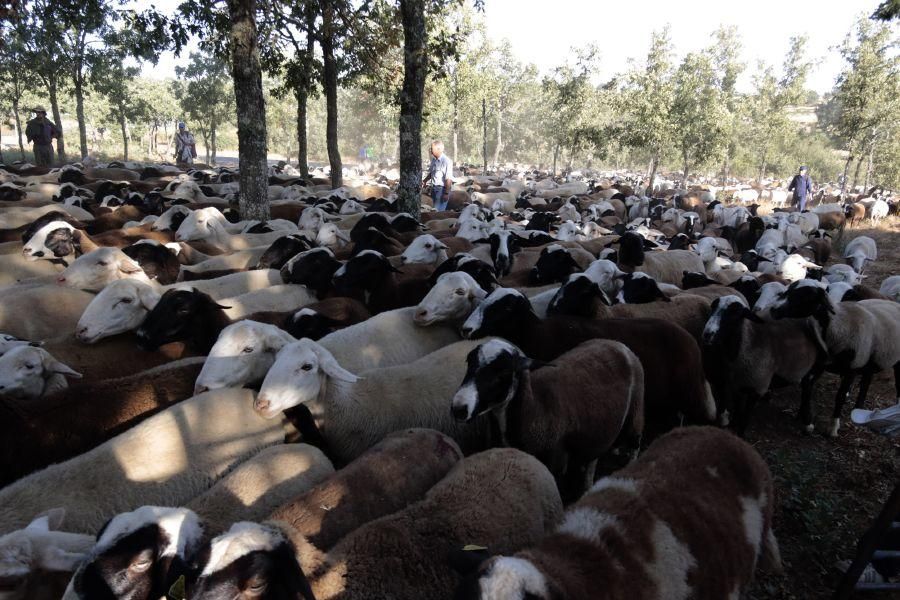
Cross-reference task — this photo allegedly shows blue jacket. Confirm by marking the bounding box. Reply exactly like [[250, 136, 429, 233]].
[[788, 174, 812, 201]]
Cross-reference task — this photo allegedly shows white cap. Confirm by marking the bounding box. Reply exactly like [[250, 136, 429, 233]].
[[850, 403, 900, 438]]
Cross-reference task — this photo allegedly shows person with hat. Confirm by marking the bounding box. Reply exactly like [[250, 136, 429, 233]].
[[788, 165, 813, 211], [172, 121, 197, 168], [24, 106, 61, 167]]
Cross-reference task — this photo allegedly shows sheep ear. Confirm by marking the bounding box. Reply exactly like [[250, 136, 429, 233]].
[[31, 508, 66, 531], [40, 352, 82, 379], [743, 308, 764, 323], [137, 285, 161, 311], [47, 547, 91, 573], [336, 229, 351, 242], [118, 257, 143, 274], [311, 343, 359, 382], [436, 240, 449, 251]]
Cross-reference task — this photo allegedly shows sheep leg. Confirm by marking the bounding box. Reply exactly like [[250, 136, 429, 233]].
[[830, 373, 856, 438], [853, 368, 875, 410], [799, 363, 826, 434]]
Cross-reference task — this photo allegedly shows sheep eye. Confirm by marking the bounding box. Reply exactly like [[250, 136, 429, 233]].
[[97, 260, 108, 266], [425, 243, 432, 249], [24, 363, 35, 370], [247, 579, 267, 594], [130, 558, 153, 572], [301, 363, 314, 371], [242, 346, 254, 354], [455, 288, 465, 296], [120, 297, 134, 304]]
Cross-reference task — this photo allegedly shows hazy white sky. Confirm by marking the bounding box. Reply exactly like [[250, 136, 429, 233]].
[[142, 0, 885, 94]]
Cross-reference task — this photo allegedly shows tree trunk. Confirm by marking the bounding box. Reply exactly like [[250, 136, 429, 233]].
[[119, 112, 128, 161], [840, 148, 854, 196], [682, 148, 689, 189], [74, 68, 88, 160], [12, 98, 25, 160], [228, 0, 270, 221], [492, 107, 503, 167], [451, 70, 459, 165], [204, 133, 211, 166], [851, 154, 865, 191], [646, 149, 660, 197], [321, 1, 342, 189], [396, 0, 426, 219], [295, 87, 309, 177], [481, 98, 487, 173], [211, 119, 217, 165], [863, 146, 874, 191], [552, 143, 559, 176], [48, 79, 65, 163]]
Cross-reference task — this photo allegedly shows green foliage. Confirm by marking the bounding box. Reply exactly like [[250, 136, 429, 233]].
[[172, 51, 234, 164]]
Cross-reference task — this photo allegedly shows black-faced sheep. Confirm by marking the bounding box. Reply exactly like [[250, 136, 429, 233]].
[[452, 338, 643, 498], [701, 295, 826, 434], [454, 426, 780, 600], [770, 280, 900, 436], [189, 448, 563, 600], [461, 288, 716, 427]]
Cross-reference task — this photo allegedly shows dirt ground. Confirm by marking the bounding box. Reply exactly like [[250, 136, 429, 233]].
[[745, 216, 900, 599]]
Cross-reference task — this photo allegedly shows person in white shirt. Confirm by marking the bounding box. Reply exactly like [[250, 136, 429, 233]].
[[423, 140, 453, 211]]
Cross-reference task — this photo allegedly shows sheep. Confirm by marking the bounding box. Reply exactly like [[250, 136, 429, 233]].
[[879, 275, 900, 302], [332, 250, 434, 313], [254, 338, 491, 463], [842, 235, 877, 273], [254, 234, 313, 271], [528, 244, 583, 285], [452, 338, 643, 498], [414, 272, 488, 326], [0, 509, 94, 600], [0, 345, 82, 400], [175, 207, 290, 251], [133, 287, 313, 353], [0, 286, 95, 341], [778, 253, 822, 283], [193, 321, 296, 393], [283, 297, 371, 341], [0, 357, 205, 487], [185, 444, 335, 537], [189, 447, 563, 600], [827, 281, 889, 303], [770, 280, 900, 436], [616, 232, 705, 286], [824, 263, 863, 285], [0, 388, 286, 535], [267, 428, 463, 552], [752, 281, 788, 318], [547, 274, 712, 341], [702, 295, 826, 433], [461, 288, 716, 427], [455, 426, 779, 600], [61, 505, 205, 600], [74, 272, 300, 343], [54, 246, 153, 291]]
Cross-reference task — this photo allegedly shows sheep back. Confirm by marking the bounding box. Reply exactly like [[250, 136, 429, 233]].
[[605, 294, 711, 341], [638, 250, 705, 286], [270, 428, 462, 552], [0, 286, 94, 341], [312, 448, 563, 600], [186, 444, 334, 537], [0, 388, 285, 535]]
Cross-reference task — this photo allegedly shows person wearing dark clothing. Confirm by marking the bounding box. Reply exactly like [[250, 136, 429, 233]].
[[24, 106, 60, 168], [788, 166, 813, 211]]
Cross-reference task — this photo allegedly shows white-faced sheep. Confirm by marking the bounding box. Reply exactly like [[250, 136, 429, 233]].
[[452, 338, 643, 499], [193, 321, 296, 393], [414, 271, 488, 326], [0, 388, 286, 535], [842, 235, 877, 274], [454, 426, 779, 600], [0, 345, 82, 399], [824, 263, 864, 286], [254, 338, 492, 464], [0, 509, 94, 600], [189, 448, 563, 600], [879, 275, 900, 302], [770, 280, 900, 436]]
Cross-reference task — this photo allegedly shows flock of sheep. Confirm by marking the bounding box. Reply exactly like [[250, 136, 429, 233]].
[[0, 159, 898, 600]]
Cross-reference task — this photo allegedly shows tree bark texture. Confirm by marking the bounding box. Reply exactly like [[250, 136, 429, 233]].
[[397, 0, 426, 219], [12, 98, 24, 159], [211, 119, 218, 165], [840, 148, 854, 196], [493, 107, 502, 167], [321, 1, 342, 189], [228, 0, 270, 221], [74, 69, 88, 159], [119, 111, 128, 161], [481, 98, 487, 173], [295, 87, 309, 177], [48, 80, 64, 163], [646, 150, 660, 196]]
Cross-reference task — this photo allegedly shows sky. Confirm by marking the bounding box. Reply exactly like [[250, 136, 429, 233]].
[[141, 0, 886, 94]]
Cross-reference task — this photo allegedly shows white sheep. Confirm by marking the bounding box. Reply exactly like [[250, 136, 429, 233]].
[[401, 234, 450, 266], [879, 275, 900, 302], [414, 272, 487, 326], [778, 254, 822, 283], [55, 247, 150, 291], [175, 207, 290, 251], [255, 338, 491, 463], [0, 345, 82, 398], [842, 235, 877, 273], [194, 321, 296, 392], [0, 388, 285, 535], [753, 281, 788, 319], [825, 263, 864, 285]]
